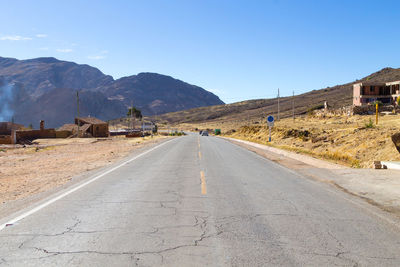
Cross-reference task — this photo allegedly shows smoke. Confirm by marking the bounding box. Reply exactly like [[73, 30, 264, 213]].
[[0, 83, 14, 121]]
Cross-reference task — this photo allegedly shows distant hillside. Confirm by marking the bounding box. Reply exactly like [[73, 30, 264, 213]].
[[153, 67, 400, 125], [0, 56, 224, 128], [14, 87, 126, 128], [0, 57, 113, 99], [103, 72, 223, 115]]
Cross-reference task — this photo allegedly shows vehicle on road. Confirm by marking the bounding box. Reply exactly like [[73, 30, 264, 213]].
[[201, 131, 209, 136]]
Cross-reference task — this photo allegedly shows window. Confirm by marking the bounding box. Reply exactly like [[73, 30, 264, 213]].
[[370, 86, 375, 93]]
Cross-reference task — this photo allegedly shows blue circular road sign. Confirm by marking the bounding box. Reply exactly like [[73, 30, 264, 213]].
[[267, 116, 274, 123]]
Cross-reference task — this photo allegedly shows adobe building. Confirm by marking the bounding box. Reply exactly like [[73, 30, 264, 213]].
[[74, 117, 109, 137], [0, 122, 24, 135], [353, 81, 400, 106], [0, 122, 23, 144]]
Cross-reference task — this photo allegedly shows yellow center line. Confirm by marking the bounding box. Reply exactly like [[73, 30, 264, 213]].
[[200, 171, 207, 195], [198, 151, 202, 159]]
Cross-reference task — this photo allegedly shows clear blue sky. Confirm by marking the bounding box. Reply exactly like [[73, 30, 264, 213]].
[[1, 0, 399, 103]]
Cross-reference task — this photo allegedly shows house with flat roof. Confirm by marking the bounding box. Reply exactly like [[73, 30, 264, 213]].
[[353, 81, 400, 106]]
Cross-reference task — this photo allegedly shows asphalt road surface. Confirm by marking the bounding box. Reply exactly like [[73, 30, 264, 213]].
[[1, 134, 400, 266]]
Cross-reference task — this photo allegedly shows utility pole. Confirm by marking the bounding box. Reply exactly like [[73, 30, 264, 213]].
[[76, 91, 80, 137], [277, 88, 280, 121], [292, 90, 295, 120], [131, 101, 134, 131]]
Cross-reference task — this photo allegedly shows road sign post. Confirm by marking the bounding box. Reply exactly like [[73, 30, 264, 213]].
[[267, 115, 274, 142], [268, 127, 271, 142]]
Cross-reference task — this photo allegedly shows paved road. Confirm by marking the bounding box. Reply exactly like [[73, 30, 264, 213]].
[[1, 134, 400, 266]]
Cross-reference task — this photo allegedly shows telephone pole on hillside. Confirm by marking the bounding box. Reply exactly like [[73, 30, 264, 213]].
[[292, 90, 295, 120], [277, 88, 280, 121], [131, 101, 134, 131]]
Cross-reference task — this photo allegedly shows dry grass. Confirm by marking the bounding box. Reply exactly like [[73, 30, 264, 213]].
[[176, 114, 400, 168]]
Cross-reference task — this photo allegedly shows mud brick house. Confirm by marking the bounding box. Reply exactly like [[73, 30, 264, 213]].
[[74, 117, 109, 137], [353, 81, 400, 106], [0, 122, 23, 144], [0, 122, 24, 135]]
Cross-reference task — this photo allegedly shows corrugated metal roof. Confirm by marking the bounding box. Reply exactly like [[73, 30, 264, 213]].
[[75, 117, 107, 125], [58, 124, 78, 131]]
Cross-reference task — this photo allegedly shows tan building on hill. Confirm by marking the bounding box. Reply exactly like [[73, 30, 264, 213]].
[[74, 117, 109, 137], [353, 81, 400, 106]]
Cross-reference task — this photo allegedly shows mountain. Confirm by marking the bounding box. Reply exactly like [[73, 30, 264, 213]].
[[153, 67, 400, 125], [104, 73, 223, 115], [0, 57, 113, 99], [0, 56, 224, 128], [13, 87, 127, 129]]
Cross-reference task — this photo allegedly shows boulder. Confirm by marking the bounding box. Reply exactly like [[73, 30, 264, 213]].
[[391, 133, 400, 153]]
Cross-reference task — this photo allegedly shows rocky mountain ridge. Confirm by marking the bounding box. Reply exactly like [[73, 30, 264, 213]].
[[0, 56, 224, 127]]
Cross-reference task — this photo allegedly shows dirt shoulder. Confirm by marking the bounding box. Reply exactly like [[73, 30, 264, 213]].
[[0, 136, 170, 207], [225, 137, 400, 218], [176, 114, 400, 168]]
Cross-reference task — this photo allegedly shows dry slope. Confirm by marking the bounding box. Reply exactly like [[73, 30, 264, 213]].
[[153, 67, 400, 126], [225, 115, 400, 168]]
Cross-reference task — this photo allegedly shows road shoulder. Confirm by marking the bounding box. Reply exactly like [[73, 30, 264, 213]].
[[0, 136, 174, 220], [222, 136, 400, 219]]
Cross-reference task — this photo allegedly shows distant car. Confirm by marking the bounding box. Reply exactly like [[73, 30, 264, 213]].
[[201, 131, 209, 136]]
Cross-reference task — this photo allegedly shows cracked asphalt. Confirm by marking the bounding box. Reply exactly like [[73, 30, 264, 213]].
[[1, 134, 400, 266]]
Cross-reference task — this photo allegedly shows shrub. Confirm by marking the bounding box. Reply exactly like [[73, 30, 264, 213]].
[[169, 131, 185, 136], [365, 118, 374, 128]]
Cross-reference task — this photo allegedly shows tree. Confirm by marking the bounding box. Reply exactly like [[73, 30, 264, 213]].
[[127, 107, 142, 119], [372, 100, 383, 107]]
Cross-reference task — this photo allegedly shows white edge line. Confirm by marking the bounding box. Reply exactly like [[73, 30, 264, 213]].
[[225, 137, 400, 229], [0, 138, 176, 231]]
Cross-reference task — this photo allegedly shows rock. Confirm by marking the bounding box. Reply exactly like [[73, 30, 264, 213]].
[[311, 135, 327, 143], [391, 133, 400, 153], [373, 161, 382, 169]]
